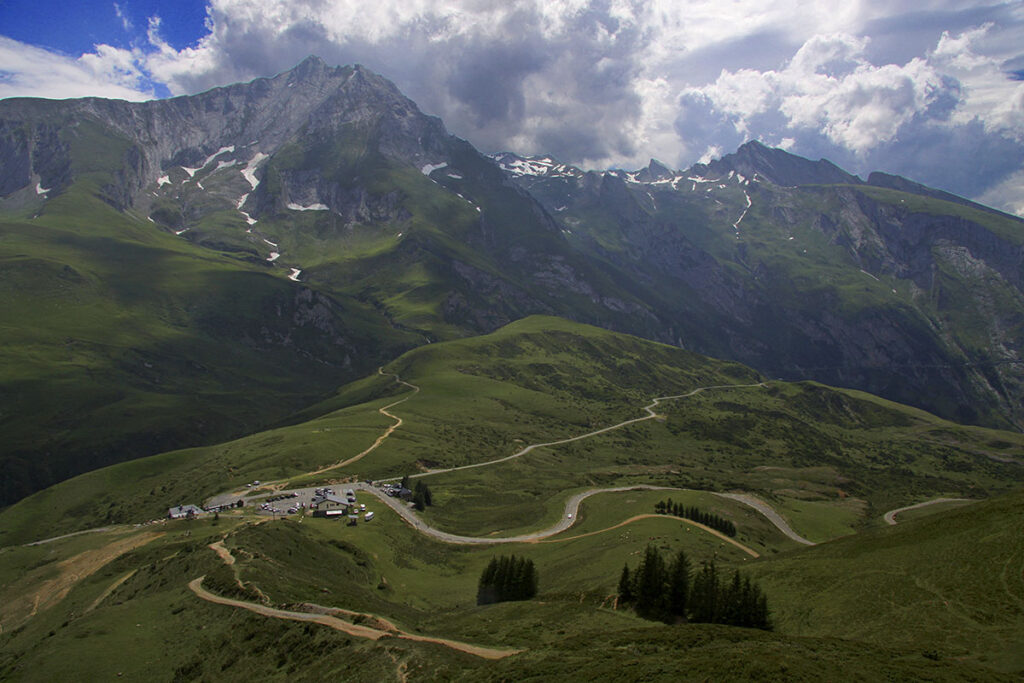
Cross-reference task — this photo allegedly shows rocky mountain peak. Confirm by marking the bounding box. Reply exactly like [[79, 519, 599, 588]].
[[633, 158, 675, 183], [696, 140, 862, 187]]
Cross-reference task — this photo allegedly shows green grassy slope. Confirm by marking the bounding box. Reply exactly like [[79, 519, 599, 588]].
[[4, 315, 1022, 550], [0, 176, 418, 506], [746, 487, 1024, 673]]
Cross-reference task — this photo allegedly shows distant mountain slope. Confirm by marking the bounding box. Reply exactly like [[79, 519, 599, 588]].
[[0, 181, 419, 506], [495, 142, 1024, 430]]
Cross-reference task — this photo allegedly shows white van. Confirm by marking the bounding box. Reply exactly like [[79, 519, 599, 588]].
[[364, 511, 374, 521]]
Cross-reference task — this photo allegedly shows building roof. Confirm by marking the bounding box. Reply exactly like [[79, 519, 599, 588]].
[[168, 504, 203, 517]]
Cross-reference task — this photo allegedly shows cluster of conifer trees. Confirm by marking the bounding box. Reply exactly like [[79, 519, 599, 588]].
[[477, 555, 539, 605], [399, 475, 434, 511], [654, 498, 737, 537], [618, 545, 770, 629], [412, 481, 433, 511]]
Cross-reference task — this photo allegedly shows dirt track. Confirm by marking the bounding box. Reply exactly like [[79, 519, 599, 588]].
[[189, 576, 520, 659], [306, 369, 420, 475]]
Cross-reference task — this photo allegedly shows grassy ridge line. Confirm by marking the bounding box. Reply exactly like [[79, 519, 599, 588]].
[[7, 315, 1024, 550], [382, 381, 768, 482]]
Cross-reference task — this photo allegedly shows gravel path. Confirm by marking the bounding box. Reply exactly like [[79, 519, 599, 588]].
[[883, 497, 974, 525], [382, 383, 766, 483]]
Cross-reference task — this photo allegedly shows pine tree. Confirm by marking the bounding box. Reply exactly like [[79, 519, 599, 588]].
[[477, 558, 499, 605], [617, 563, 633, 603], [667, 549, 690, 619], [478, 555, 537, 604], [689, 559, 720, 623], [722, 570, 744, 625], [413, 481, 433, 509], [400, 474, 411, 489], [634, 545, 669, 621]]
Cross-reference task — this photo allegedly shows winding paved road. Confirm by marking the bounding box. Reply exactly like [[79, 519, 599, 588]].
[[883, 497, 974, 525], [356, 482, 812, 548], [715, 493, 815, 545]]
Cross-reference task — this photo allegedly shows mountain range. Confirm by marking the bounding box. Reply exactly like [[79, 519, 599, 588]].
[[1, 55, 1022, 505]]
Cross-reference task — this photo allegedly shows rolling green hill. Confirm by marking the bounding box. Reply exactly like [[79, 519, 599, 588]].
[[3, 316, 1022, 550]]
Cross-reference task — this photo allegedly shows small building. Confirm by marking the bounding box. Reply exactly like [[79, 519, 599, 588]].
[[313, 509, 348, 519], [311, 492, 350, 511], [168, 504, 204, 520]]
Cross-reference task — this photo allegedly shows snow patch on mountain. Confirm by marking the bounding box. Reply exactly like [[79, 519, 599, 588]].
[[288, 268, 302, 281], [241, 153, 269, 190], [181, 146, 235, 178], [157, 175, 170, 187], [35, 183, 49, 195], [421, 162, 448, 176], [267, 252, 280, 262], [287, 202, 329, 211], [491, 153, 580, 179]]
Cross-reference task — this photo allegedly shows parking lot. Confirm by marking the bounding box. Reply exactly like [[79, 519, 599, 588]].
[[246, 484, 372, 519]]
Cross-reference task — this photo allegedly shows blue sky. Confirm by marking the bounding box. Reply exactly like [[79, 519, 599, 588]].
[[1, 0, 1022, 215], [1, 0, 207, 52]]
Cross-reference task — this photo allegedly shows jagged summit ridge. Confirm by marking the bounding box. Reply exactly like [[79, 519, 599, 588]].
[[0, 58, 451, 213]]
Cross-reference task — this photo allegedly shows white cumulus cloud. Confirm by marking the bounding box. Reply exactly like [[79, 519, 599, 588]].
[[0, 37, 154, 101]]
